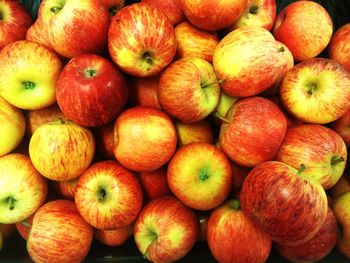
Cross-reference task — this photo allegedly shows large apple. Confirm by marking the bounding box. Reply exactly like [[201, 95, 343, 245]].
[[75, 160, 143, 229], [329, 23, 350, 73], [108, 2, 176, 77], [240, 161, 328, 246], [207, 199, 272, 263], [141, 0, 185, 25], [56, 53, 129, 127], [280, 58, 350, 124], [29, 119, 95, 181], [0, 154, 47, 224], [114, 106, 177, 172], [0, 40, 63, 110], [134, 195, 197, 262], [167, 142, 232, 210], [94, 224, 133, 247], [129, 76, 162, 109], [331, 108, 350, 146], [175, 119, 213, 146]]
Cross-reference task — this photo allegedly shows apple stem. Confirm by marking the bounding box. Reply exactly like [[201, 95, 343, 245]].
[[201, 79, 225, 89], [98, 187, 107, 203], [249, 5, 259, 14], [307, 82, 317, 95], [85, 69, 97, 78], [278, 47, 285, 52], [21, 220, 32, 228], [214, 112, 230, 123], [50, 6, 62, 13], [143, 232, 157, 260], [22, 81, 36, 90], [297, 164, 306, 175], [142, 52, 153, 65], [331, 156, 345, 165], [199, 170, 210, 181], [7, 196, 16, 211]]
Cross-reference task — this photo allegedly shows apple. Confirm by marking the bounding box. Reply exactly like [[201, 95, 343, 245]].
[[52, 177, 79, 200], [92, 121, 115, 160], [207, 199, 272, 263], [240, 161, 328, 246], [230, 162, 251, 193], [99, 0, 125, 16], [180, 0, 246, 31], [26, 18, 52, 49], [167, 142, 232, 210], [329, 23, 350, 73], [175, 21, 219, 63], [158, 57, 220, 123], [219, 96, 287, 167], [213, 27, 293, 97], [56, 53, 129, 127], [134, 195, 197, 262], [0, 40, 63, 110], [27, 199, 93, 263], [15, 215, 34, 240], [175, 119, 213, 146], [276, 208, 338, 263], [331, 108, 350, 145], [0, 154, 48, 224], [0, 0, 32, 50], [75, 160, 143, 229], [273, 1, 333, 61], [108, 2, 176, 77], [330, 172, 350, 199], [280, 58, 350, 124], [129, 76, 162, 109], [29, 119, 95, 181], [142, 0, 185, 25], [94, 223, 133, 247], [212, 90, 238, 125], [114, 106, 177, 172]]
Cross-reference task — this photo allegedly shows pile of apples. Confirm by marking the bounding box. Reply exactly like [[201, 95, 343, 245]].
[[1, 0, 350, 262]]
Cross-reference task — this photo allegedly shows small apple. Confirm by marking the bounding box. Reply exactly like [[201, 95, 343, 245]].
[[129, 76, 162, 109], [230, 162, 251, 193], [329, 23, 350, 73], [141, 0, 185, 25], [330, 172, 350, 199], [52, 177, 79, 200], [331, 108, 350, 145], [175, 119, 213, 146], [92, 121, 115, 160], [94, 224, 133, 247], [15, 215, 34, 240]]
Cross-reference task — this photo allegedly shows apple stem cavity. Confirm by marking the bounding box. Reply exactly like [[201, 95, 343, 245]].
[[6, 196, 16, 211], [142, 52, 153, 65], [307, 82, 318, 95], [22, 81, 36, 90], [85, 69, 97, 78], [199, 169, 210, 181], [201, 79, 225, 89], [50, 6, 62, 13], [331, 156, 345, 166], [249, 5, 259, 14], [143, 231, 158, 259], [98, 187, 107, 203], [229, 199, 241, 210], [297, 164, 306, 175], [278, 47, 285, 52], [0, 12, 3, 21]]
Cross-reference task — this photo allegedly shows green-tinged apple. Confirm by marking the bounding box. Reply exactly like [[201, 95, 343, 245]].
[[0, 96, 25, 157], [134, 196, 197, 262], [0, 154, 48, 224], [207, 199, 272, 263], [15, 215, 33, 240], [92, 122, 115, 160], [94, 224, 133, 247], [56, 53, 129, 127], [219, 97, 287, 167], [99, 0, 125, 16], [212, 91, 238, 125], [175, 119, 213, 146], [240, 161, 328, 246], [273, 1, 332, 61], [329, 23, 350, 72], [108, 3, 176, 77], [29, 119, 95, 181], [331, 109, 350, 145], [52, 177, 79, 200], [0, 40, 63, 110], [26, 18, 52, 49], [175, 21, 219, 63], [75, 160, 143, 229], [280, 58, 350, 124], [330, 172, 350, 199], [180, 0, 246, 31], [276, 125, 348, 189], [159, 57, 220, 123], [0, 0, 32, 50], [141, 0, 185, 25], [213, 27, 293, 97], [27, 200, 93, 263], [167, 142, 232, 210], [129, 76, 162, 109], [114, 106, 177, 172]]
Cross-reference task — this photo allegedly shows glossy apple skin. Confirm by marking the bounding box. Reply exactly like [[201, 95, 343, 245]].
[[333, 192, 350, 258], [108, 3, 176, 77], [240, 161, 328, 246], [94, 224, 133, 247], [0, 40, 63, 110], [0, 154, 48, 224], [92, 121, 115, 160], [75, 160, 143, 229], [276, 208, 338, 263], [331, 108, 350, 146], [29, 120, 95, 181], [15, 215, 34, 240], [207, 199, 272, 263], [56, 53, 128, 127], [280, 58, 350, 124], [114, 106, 177, 172], [134, 196, 197, 263], [180, 0, 246, 31], [129, 76, 162, 109], [219, 97, 287, 167], [329, 23, 350, 73], [27, 200, 93, 263], [213, 27, 293, 97], [52, 177, 79, 200], [0, 0, 32, 50], [273, 1, 332, 61], [175, 21, 219, 63], [175, 119, 213, 146], [167, 142, 232, 210], [330, 172, 350, 199], [142, 0, 185, 25]]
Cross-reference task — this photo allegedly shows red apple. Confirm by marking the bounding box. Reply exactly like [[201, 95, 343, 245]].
[[15, 215, 34, 240], [330, 172, 350, 199], [94, 223, 133, 247], [138, 167, 171, 201], [52, 177, 79, 200], [331, 108, 350, 146], [175, 119, 213, 146], [329, 23, 350, 73], [141, 0, 185, 25], [230, 162, 250, 193], [26, 18, 52, 49], [92, 121, 115, 160], [129, 76, 162, 109]]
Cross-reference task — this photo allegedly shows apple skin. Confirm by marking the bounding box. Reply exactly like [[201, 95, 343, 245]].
[[0, 40, 63, 110], [0, 154, 48, 224], [175, 21, 219, 63], [180, 0, 246, 31], [273, 1, 333, 61], [230, 162, 250, 193], [331, 108, 350, 146], [330, 172, 350, 199], [99, 0, 125, 16], [134, 195, 197, 263], [207, 199, 272, 263], [219, 96, 287, 167], [240, 161, 328, 246], [280, 58, 350, 124], [52, 177, 79, 200], [56, 53, 129, 127], [94, 224, 133, 247], [0, 0, 32, 50], [15, 215, 34, 240], [141, 0, 185, 25], [75, 160, 143, 230], [29, 120, 95, 181], [108, 2, 176, 77], [158, 57, 220, 123], [213, 27, 293, 97], [0, 96, 25, 157], [276, 208, 338, 263], [26, 18, 52, 50], [129, 76, 162, 109], [92, 121, 115, 160], [114, 106, 177, 172], [175, 119, 213, 146], [27, 199, 93, 263], [329, 23, 350, 73], [167, 142, 232, 210]]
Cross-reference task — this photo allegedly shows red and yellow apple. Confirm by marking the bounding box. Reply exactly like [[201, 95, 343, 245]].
[[94, 224, 133, 247], [129, 76, 162, 109], [331, 108, 350, 145], [141, 0, 185, 25], [175, 119, 213, 146], [52, 177, 79, 200], [329, 23, 350, 73]]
